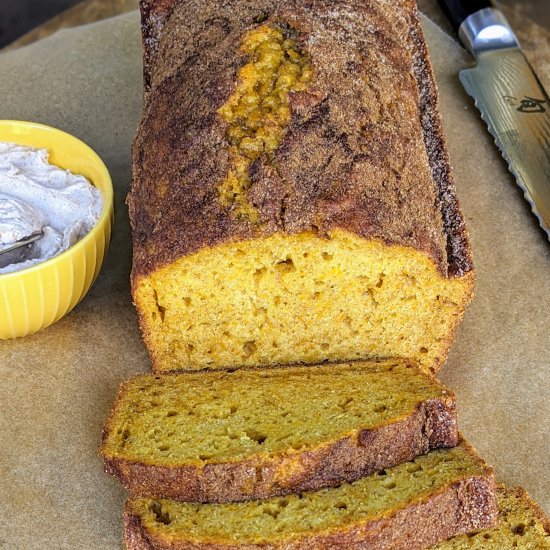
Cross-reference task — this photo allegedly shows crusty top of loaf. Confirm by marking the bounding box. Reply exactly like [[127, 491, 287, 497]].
[[129, 0, 473, 279]]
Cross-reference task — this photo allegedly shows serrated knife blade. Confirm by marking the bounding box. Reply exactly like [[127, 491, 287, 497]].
[[460, 49, 550, 236], [439, 1, 550, 239]]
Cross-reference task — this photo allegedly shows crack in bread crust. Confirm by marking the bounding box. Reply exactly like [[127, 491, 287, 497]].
[[217, 24, 312, 220]]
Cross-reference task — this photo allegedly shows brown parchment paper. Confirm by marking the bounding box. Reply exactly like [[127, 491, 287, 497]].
[[0, 9, 548, 549]]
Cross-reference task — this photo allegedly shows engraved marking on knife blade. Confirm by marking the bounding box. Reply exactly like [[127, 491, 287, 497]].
[[476, 53, 550, 149], [503, 95, 547, 113]]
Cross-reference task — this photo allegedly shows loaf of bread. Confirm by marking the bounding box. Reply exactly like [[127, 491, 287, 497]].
[[128, 0, 474, 374], [123, 441, 496, 549], [102, 359, 458, 502]]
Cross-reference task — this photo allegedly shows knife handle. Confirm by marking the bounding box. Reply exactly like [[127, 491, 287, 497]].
[[438, 0, 492, 32], [438, 0, 520, 56]]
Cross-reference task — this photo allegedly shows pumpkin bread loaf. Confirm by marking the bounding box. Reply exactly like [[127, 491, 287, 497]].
[[123, 441, 497, 550], [102, 359, 458, 502], [129, 0, 474, 374]]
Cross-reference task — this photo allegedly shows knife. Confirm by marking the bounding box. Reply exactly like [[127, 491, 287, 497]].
[[438, 0, 550, 239]]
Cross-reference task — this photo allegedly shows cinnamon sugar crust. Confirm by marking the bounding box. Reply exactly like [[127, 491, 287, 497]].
[[129, 0, 473, 280]]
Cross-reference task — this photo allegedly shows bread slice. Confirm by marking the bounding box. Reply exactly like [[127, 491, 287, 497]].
[[129, 0, 474, 374], [432, 485, 550, 549], [102, 359, 458, 502], [123, 441, 497, 550]]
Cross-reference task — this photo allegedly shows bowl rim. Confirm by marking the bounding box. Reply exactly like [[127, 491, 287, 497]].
[[0, 120, 114, 280]]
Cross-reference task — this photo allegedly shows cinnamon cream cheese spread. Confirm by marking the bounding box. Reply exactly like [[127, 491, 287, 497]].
[[0, 142, 102, 274]]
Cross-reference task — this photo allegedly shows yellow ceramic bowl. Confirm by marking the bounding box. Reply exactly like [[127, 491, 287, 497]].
[[0, 120, 114, 339]]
